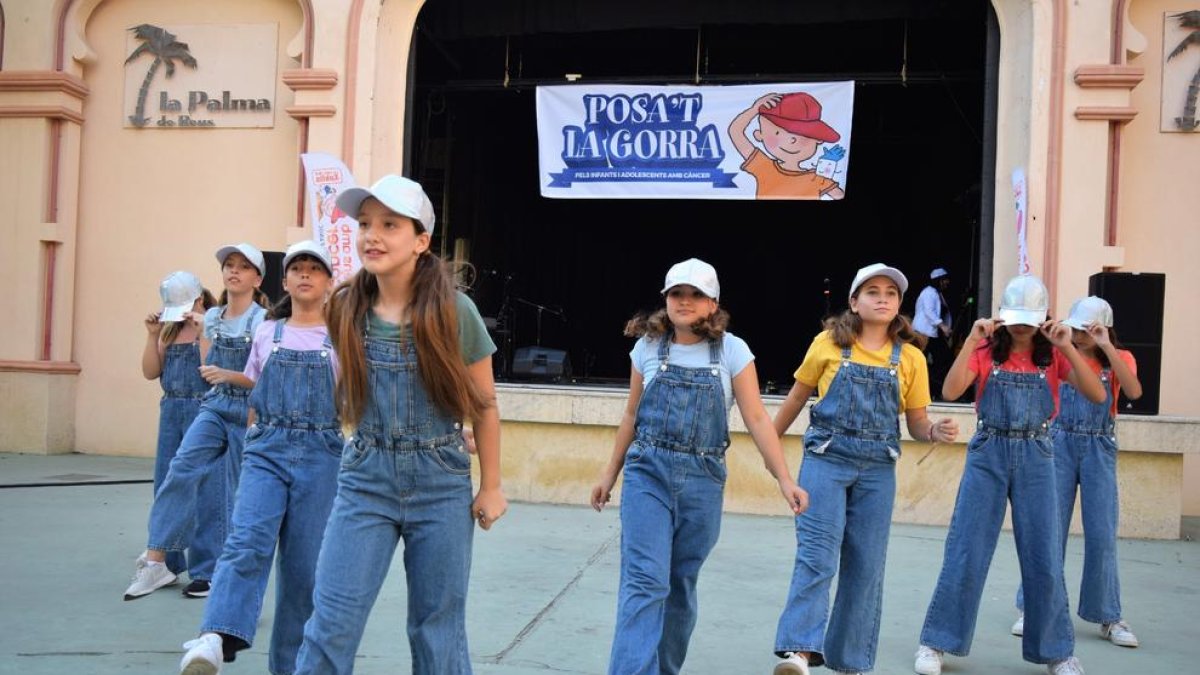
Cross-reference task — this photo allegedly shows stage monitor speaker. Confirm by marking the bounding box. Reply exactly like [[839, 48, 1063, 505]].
[[1087, 271, 1164, 415], [262, 251, 285, 305], [512, 347, 571, 382]]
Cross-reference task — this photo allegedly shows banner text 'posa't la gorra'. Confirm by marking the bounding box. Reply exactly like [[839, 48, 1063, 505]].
[[536, 82, 854, 200]]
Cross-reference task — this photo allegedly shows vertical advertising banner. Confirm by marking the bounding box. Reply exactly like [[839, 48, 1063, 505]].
[[536, 82, 854, 200], [1012, 168, 1030, 275], [301, 153, 360, 284]]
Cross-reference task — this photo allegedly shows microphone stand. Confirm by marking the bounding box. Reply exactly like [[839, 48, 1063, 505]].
[[515, 297, 566, 347]]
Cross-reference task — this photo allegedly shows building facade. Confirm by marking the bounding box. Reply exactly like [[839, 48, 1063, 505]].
[[1, 0, 1197, 535]]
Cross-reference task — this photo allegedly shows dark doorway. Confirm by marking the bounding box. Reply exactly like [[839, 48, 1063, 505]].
[[409, 0, 994, 390]]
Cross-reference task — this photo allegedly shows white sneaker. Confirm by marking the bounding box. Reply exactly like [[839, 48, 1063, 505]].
[[1048, 656, 1084, 675], [773, 652, 810, 675], [1101, 620, 1139, 648], [1012, 613, 1025, 636], [180, 633, 223, 675], [123, 554, 177, 600], [914, 646, 943, 675]]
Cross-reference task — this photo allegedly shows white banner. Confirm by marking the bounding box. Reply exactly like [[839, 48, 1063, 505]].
[[301, 153, 360, 284], [536, 82, 854, 200], [1012, 168, 1030, 274]]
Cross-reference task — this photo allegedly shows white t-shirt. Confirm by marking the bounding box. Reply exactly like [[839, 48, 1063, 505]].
[[629, 332, 755, 411], [913, 285, 948, 338]]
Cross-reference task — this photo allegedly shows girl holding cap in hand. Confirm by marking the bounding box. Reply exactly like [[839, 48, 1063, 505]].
[[125, 243, 268, 601], [141, 271, 219, 590], [1010, 296, 1143, 649], [773, 263, 957, 675], [914, 275, 1105, 675], [294, 175, 504, 675], [591, 257, 809, 675], [180, 240, 342, 675]]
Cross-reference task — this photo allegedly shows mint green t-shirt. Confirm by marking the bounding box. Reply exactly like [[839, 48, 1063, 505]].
[[366, 291, 496, 365]]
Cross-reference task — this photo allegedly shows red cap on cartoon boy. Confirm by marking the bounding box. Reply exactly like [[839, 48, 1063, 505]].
[[759, 93, 841, 143]]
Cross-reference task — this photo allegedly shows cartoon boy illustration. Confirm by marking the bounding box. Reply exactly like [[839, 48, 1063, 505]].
[[728, 92, 845, 199]]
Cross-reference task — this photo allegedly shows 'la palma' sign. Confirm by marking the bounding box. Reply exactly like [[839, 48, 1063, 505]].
[[123, 23, 277, 129]]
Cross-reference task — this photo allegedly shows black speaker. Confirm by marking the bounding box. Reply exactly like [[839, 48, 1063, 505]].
[[262, 251, 285, 305], [1088, 272, 1164, 415], [512, 347, 571, 382], [1115, 344, 1160, 415]]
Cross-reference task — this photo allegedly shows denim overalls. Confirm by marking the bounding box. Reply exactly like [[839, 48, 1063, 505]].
[[920, 363, 1075, 665], [200, 320, 342, 675], [774, 343, 902, 673], [1016, 370, 1122, 625], [609, 335, 729, 675], [296, 330, 474, 675], [155, 339, 222, 580], [147, 304, 264, 558]]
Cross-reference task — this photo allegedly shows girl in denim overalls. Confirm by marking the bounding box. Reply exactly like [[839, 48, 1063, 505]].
[[125, 244, 269, 601], [915, 275, 1106, 675], [591, 258, 809, 675], [179, 241, 342, 675], [1011, 296, 1143, 649], [140, 271, 221, 592], [772, 264, 958, 675], [293, 176, 505, 675]]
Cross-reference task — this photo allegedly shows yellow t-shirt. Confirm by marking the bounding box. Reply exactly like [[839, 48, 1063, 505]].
[[794, 331, 932, 411]]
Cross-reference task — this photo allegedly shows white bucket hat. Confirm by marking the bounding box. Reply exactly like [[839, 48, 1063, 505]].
[[335, 175, 437, 235], [930, 267, 949, 280], [159, 271, 203, 322], [282, 239, 333, 277], [998, 274, 1050, 327], [849, 263, 908, 302], [661, 258, 720, 300], [215, 243, 265, 277], [1063, 296, 1114, 330]]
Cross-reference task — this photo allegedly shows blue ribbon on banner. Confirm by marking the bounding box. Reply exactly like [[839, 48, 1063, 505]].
[[548, 167, 739, 188]]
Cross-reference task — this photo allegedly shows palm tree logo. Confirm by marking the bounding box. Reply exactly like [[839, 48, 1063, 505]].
[[1167, 11, 1200, 132], [125, 24, 198, 127]]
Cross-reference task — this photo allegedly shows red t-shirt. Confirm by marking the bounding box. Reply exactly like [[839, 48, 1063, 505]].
[[967, 342, 1074, 418], [1078, 350, 1138, 417]]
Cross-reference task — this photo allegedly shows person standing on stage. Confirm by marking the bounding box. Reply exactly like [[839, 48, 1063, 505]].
[[914, 268, 953, 399]]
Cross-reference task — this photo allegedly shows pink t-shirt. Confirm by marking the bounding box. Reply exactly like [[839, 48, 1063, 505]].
[[243, 320, 340, 383], [967, 342, 1073, 417]]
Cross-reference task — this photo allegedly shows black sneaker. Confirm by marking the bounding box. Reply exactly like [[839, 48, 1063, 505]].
[[182, 579, 211, 598]]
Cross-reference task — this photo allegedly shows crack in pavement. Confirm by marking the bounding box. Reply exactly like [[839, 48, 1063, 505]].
[[483, 530, 619, 664]]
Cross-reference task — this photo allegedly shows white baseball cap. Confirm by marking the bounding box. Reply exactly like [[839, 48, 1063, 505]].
[[849, 263, 908, 302], [215, 243, 265, 277], [1063, 296, 1114, 330], [282, 239, 333, 277], [930, 267, 949, 280], [661, 258, 720, 300], [998, 274, 1050, 327], [335, 175, 437, 235], [159, 270, 204, 323]]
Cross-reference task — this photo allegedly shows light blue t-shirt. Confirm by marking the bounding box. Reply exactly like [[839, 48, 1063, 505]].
[[203, 304, 266, 341], [629, 332, 755, 411]]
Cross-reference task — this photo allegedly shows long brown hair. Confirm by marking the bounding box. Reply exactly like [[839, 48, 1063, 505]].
[[623, 307, 730, 341], [825, 309, 917, 349], [987, 324, 1053, 367], [326, 252, 491, 427], [219, 287, 270, 309], [160, 288, 217, 345]]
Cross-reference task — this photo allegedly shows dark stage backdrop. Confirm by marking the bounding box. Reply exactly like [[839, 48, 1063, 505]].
[[409, 1, 991, 387]]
